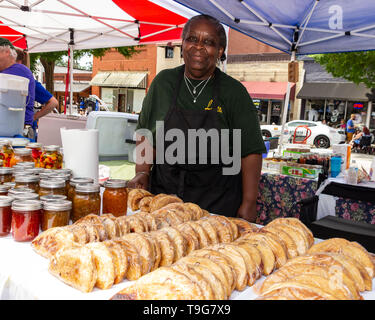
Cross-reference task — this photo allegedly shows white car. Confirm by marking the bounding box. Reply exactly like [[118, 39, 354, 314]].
[[261, 120, 346, 148]]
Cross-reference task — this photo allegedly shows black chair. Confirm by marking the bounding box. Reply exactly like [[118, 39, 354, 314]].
[[359, 135, 372, 154]]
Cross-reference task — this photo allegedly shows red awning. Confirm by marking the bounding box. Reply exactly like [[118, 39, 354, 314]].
[[0, 20, 27, 50], [242, 81, 296, 100]]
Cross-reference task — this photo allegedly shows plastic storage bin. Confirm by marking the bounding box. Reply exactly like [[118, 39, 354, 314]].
[[0, 74, 29, 137]]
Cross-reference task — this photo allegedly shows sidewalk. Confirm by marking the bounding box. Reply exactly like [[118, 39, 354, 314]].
[[351, 153, 374, 172]]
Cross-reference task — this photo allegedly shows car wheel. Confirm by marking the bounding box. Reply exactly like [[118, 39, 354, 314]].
[[261, 130, 272, 138], [314, 135, 330, 148]]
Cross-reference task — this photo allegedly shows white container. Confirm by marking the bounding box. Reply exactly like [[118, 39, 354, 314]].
[[332, 144, 351, 172], [0, 73, 29, 136], [86, 111, 139, 158]]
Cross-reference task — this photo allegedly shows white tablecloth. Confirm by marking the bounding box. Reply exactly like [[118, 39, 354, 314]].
[[1, 234, 375, 300]]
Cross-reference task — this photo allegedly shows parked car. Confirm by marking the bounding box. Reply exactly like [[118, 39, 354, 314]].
[[261, 120, 346, 148]]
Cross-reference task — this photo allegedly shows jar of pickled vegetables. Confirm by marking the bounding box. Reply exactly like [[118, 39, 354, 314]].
[[41, 199, 72, 231], [103, 179, 128, 217], [0, 140, 14, 167], [11, 200, 42, 241], [0, 167, 13, 184], [0, 195, 13, 236], [26, 142, 43, 167], [72, 183, 100, 223], [14, 174, 40, 193], [67, 177, 94, 202], [39, 179, 66, 197], [13, 148, 34, 166], [0, 159, 2, 167], [39, 145, 63, 169]]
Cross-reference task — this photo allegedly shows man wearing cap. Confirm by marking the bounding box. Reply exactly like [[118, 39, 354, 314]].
[[0, 37, 36, 139]]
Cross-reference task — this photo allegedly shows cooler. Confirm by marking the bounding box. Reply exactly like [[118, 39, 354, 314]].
[[0, 73, 29, 137]]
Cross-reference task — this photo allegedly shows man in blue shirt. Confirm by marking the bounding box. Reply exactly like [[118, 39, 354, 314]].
[[0, 37, 35, 139], [346, 113, 356, 143]]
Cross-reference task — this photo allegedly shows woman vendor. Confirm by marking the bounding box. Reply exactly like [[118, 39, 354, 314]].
[[128, 14, 266, 222]]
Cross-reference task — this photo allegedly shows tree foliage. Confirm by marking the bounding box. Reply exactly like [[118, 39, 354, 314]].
[[29, 46, 142, 94], [313, 51, 375, 89]]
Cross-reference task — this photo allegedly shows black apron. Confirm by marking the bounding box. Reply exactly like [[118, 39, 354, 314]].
[[150, 66, 242, 217]]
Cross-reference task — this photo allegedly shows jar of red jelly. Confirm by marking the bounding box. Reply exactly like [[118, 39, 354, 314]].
[[0, 195, 13, 236], [11, 200, 42, 242]]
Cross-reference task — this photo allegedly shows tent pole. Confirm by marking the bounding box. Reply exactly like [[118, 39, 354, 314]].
[[68, 28, 74, 115], [277, 51, 296, 154]]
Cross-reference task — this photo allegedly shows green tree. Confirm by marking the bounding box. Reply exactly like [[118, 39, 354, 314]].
[[30, 46, 142, 94], [313, 51, 375, 89]]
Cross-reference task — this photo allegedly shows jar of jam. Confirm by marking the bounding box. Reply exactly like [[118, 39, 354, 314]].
[[14, 174, 40, 193], [68, 177, 94, 202], [40, 194, 67, 203], [13, 148, 34, 166], [48, 173, 71, 196], [12, 192, 39, 201], [0, 140, 14, 167], [39, 145, 63, 169], [42, 199, 72, 231], [26, 143, 43, 167], [0, 167, 13, 184], [8, 187, 35, 197], [0, 195, 13, 236], [0, 184, 11, 196], [39, 179, 66, 197], [11, 200, 42, 241], [72, 183, 100, 223], [103, 179, 128, 217]]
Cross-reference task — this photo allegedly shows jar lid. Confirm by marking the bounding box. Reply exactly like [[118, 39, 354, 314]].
[[12, 199, 42, 211], [43, 199, 72, 211], [70, 177, 94, 187], [43, 145, 60, 152], [40, 194, 67, 202], [104, 179, 127, 188], [0, 184, 11, 193], [39, 179, 65, 189], [24, 168, 44, 175], [0, 195, 13, 206], [4, 182, 16, 188], [8, 187, 34, 195], [26, 142, 42, 148], [0, 139, 11, 146], [14, 161, 35, 168], [15, 174, 40, 183], [14, 148, 32, 156], [12, 192, 39, 201], [0, 167, 13, 174], [75, 183, 100, 193], [48, 173, 70, 181], [39, 172, 54, 179]]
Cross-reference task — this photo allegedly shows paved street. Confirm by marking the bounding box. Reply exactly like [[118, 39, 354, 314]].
[[351, 152, 374, 172]]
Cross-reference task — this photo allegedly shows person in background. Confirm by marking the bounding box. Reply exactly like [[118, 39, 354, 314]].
[[350, 126, 372, 149], [346, 114, 356, 143], [16, 48, 58, 140], [338, 118, 346, 129], [0, 38, 35, 139]]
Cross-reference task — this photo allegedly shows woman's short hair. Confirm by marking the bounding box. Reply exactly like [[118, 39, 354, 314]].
[[182, 14, 227, 62], [363, 126, 370, 135], [0, 45, 17, 60]]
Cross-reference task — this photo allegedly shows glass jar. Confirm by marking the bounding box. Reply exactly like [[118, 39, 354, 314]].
[[11, 200, 42, 241], [0, 184, 11, 196], [14, 174, 40, 193], [24, 167, 44, 175], [8, 187, 35, 197], [68, 177, 94, 202], [13, 148, 34, 166], [0, 195, 13, 236], [0, 167, 13, 184], [3, 182, 16, 190], [40, 194, 67, 203], [0, 159, 2, 167], [39, 179, 66, 197], [42, 199, 72, 231], [26, 143, 43, 167], [39, 145, 63, 169], [0, 140, 14, 167], [103, 179, 128, 217], [72, 183, 100, 223], [48, 173, 71, 196]]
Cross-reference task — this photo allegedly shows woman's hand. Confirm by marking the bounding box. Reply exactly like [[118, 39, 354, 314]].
[[237, 200, 257, 222], [127, 172, 150, 190]]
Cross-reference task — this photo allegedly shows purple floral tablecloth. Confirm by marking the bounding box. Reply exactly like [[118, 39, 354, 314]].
[[335, 198, 375, 224], [256, 172, 318, 225]]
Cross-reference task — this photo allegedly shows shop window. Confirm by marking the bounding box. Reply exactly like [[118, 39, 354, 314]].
[[165, 46, 174, 59], [346, 101, 367, 125], [271, 101, 282, 125]]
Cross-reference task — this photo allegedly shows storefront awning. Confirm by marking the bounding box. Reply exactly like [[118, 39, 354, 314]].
[[242, 82, 295, 100], [90, 71, 148, 89], [297, 83, 372, 101]]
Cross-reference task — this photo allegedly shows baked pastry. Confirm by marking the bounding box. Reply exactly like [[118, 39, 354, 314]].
[[102, 240, 128, 285], [127, 188, 153, 211], [195, 219, 219, 245], [112, 239, 142, 281], [262, 224, 298, 259], [149, 194, 183, 212], [48, 244, 97, 293], [32, 227, 75, 259], [175, 223, 200, 253], [66, 224, 89, 245], [139, 196, 153, 212], [142, 233, 161, 271], [160, 227, 187, 262], [233, 239, 263, 280], [185, 220, 211, 248], [149, 230, 175, 267], [205, 216, 233, 243], [134, 211, 158, 231]]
